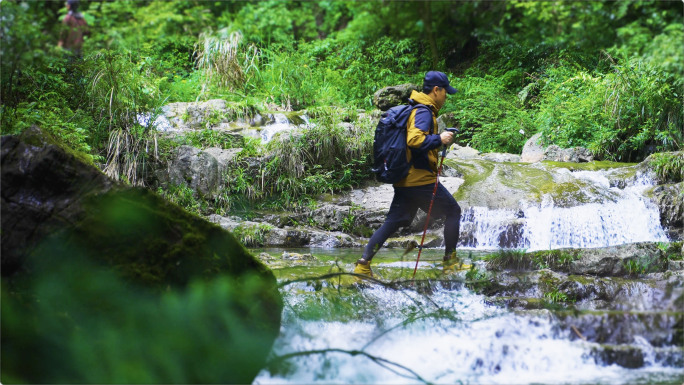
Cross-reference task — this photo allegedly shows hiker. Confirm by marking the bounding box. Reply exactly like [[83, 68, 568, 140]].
[[355, 71, 462, 277], [58, 0, 89, 58]]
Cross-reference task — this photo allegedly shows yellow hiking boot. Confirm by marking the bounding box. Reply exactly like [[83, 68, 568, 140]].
[[353, 258, 373, 281], [442, 254, 472, 274]]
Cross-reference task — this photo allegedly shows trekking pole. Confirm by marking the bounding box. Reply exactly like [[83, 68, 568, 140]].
[[412, 128, 458, 279]]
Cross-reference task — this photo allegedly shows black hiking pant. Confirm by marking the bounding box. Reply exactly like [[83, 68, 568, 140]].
[[361, 182, 461, 262]]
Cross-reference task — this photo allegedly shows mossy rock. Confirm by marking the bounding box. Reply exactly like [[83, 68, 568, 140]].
[[448, 157, 637, 209], [1, 126, 282, 384]]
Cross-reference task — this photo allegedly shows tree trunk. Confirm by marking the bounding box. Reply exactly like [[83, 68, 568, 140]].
[[422, 2, 439, 69]]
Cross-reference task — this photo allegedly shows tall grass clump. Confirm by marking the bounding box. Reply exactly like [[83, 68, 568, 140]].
[[85, 50, 164, 185], [195, 28, 260, 97], [218, 109, 374, 211]]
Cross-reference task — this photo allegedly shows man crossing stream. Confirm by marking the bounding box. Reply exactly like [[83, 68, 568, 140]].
[[355, 71, 464, 278]]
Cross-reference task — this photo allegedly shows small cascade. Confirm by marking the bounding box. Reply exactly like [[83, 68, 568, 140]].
[[261, 113, 310, 143], [459, 168, 669, 250], [254, 283, 683, 384]]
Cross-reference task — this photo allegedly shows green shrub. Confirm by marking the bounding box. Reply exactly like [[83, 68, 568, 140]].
[[534, 60, 682, 161], [446, 75, 534, 154], [648, 152, 684, 183]]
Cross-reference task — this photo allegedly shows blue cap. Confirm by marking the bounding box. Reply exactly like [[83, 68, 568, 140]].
[[423, 71, 457, 94]]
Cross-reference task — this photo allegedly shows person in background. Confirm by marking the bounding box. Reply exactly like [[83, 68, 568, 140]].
[[354, 71, 463, 278], [58, 0, 89, 58]]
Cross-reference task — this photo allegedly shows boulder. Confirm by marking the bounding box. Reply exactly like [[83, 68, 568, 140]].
[[544, 145, 594, 163], [448, 144, 481, 160], [167, 145, 222, 198], [521, 132, 593, 163], [521, 132, 545, 163], [1, 127, 114, 274], [203, 147, 241, 170], [373, 83, 419, 111]]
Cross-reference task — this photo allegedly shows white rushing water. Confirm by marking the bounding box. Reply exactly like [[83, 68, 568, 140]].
[[460, 169, 669, 251], [260, 113, 308, 143], [254, 285, 681, 384]]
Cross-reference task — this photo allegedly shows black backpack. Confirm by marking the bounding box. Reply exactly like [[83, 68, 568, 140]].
[[371, 103, 431, 184]]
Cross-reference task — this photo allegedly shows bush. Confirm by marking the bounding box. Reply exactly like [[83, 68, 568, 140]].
[[534, 59, 682, 161], [446, 75, 534, 154]]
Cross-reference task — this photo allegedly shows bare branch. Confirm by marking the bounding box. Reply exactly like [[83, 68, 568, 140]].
[[266, 348, 432, 384]]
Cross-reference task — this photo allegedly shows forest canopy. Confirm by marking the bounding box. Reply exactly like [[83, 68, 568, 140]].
[[1, 0, 682, 167]]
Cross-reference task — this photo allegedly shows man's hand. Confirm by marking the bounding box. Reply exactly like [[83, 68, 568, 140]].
[[440, 131, 454, 145]]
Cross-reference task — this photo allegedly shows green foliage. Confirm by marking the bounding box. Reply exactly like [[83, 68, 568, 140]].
[[447, 75, 533, 153], [157, 184, 207, 216], [486, 249, 582, 271], [194, 28, 257, 96], [485, 249, 532, 271], [534, 59, 682, 161], [465, 266, 492, 293], [543, 289, 570, 304], [180, 129, 243, 149], [233, 223, 274, 247], [0, 2, 95, 161], [83, 50, 166, 184], [210, 109, 374, 211], [622, 254, 667, 276], [648, 152, 684, 183], [4, 0, 682, 214], [2, 258, 278, 383]]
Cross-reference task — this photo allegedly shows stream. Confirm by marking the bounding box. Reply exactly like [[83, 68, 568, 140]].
[[252, 249, 683, 385], [142, 106, 681, 383]]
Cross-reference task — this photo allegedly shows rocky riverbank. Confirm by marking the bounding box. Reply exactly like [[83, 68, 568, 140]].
[[141, 96, 682, 251]]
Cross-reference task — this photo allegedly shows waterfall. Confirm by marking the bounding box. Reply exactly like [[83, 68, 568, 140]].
[[261, 114, 310, 143], [459, 168, 669, 250]]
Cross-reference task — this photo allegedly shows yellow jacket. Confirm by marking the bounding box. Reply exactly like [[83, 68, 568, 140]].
[[394, 90, 442, 187]]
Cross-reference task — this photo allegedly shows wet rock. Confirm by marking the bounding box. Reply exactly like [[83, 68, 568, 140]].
[[591, 344, 645, 368], [497, 219, 526, 248], [561, 311, 681, 346], [567, 242, 667, 276], [309, 204, 351, 232], [481, 152, 522, 163], [281, 252, 316, 261], [309, 231, 360, 248], [373, 83, 419, 111], [268, 228, 311, 247], [209, 214, 363, 248], [647, 183, 683, 241]]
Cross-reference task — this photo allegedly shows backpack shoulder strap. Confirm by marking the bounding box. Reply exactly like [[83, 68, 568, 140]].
[[408, 103, 435, 133]]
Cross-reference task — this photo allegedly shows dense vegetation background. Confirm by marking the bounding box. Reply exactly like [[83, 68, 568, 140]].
[[2, 0, 682, 211]]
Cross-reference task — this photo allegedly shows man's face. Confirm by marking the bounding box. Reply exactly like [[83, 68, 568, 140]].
[[434, 86, 447, 109]]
